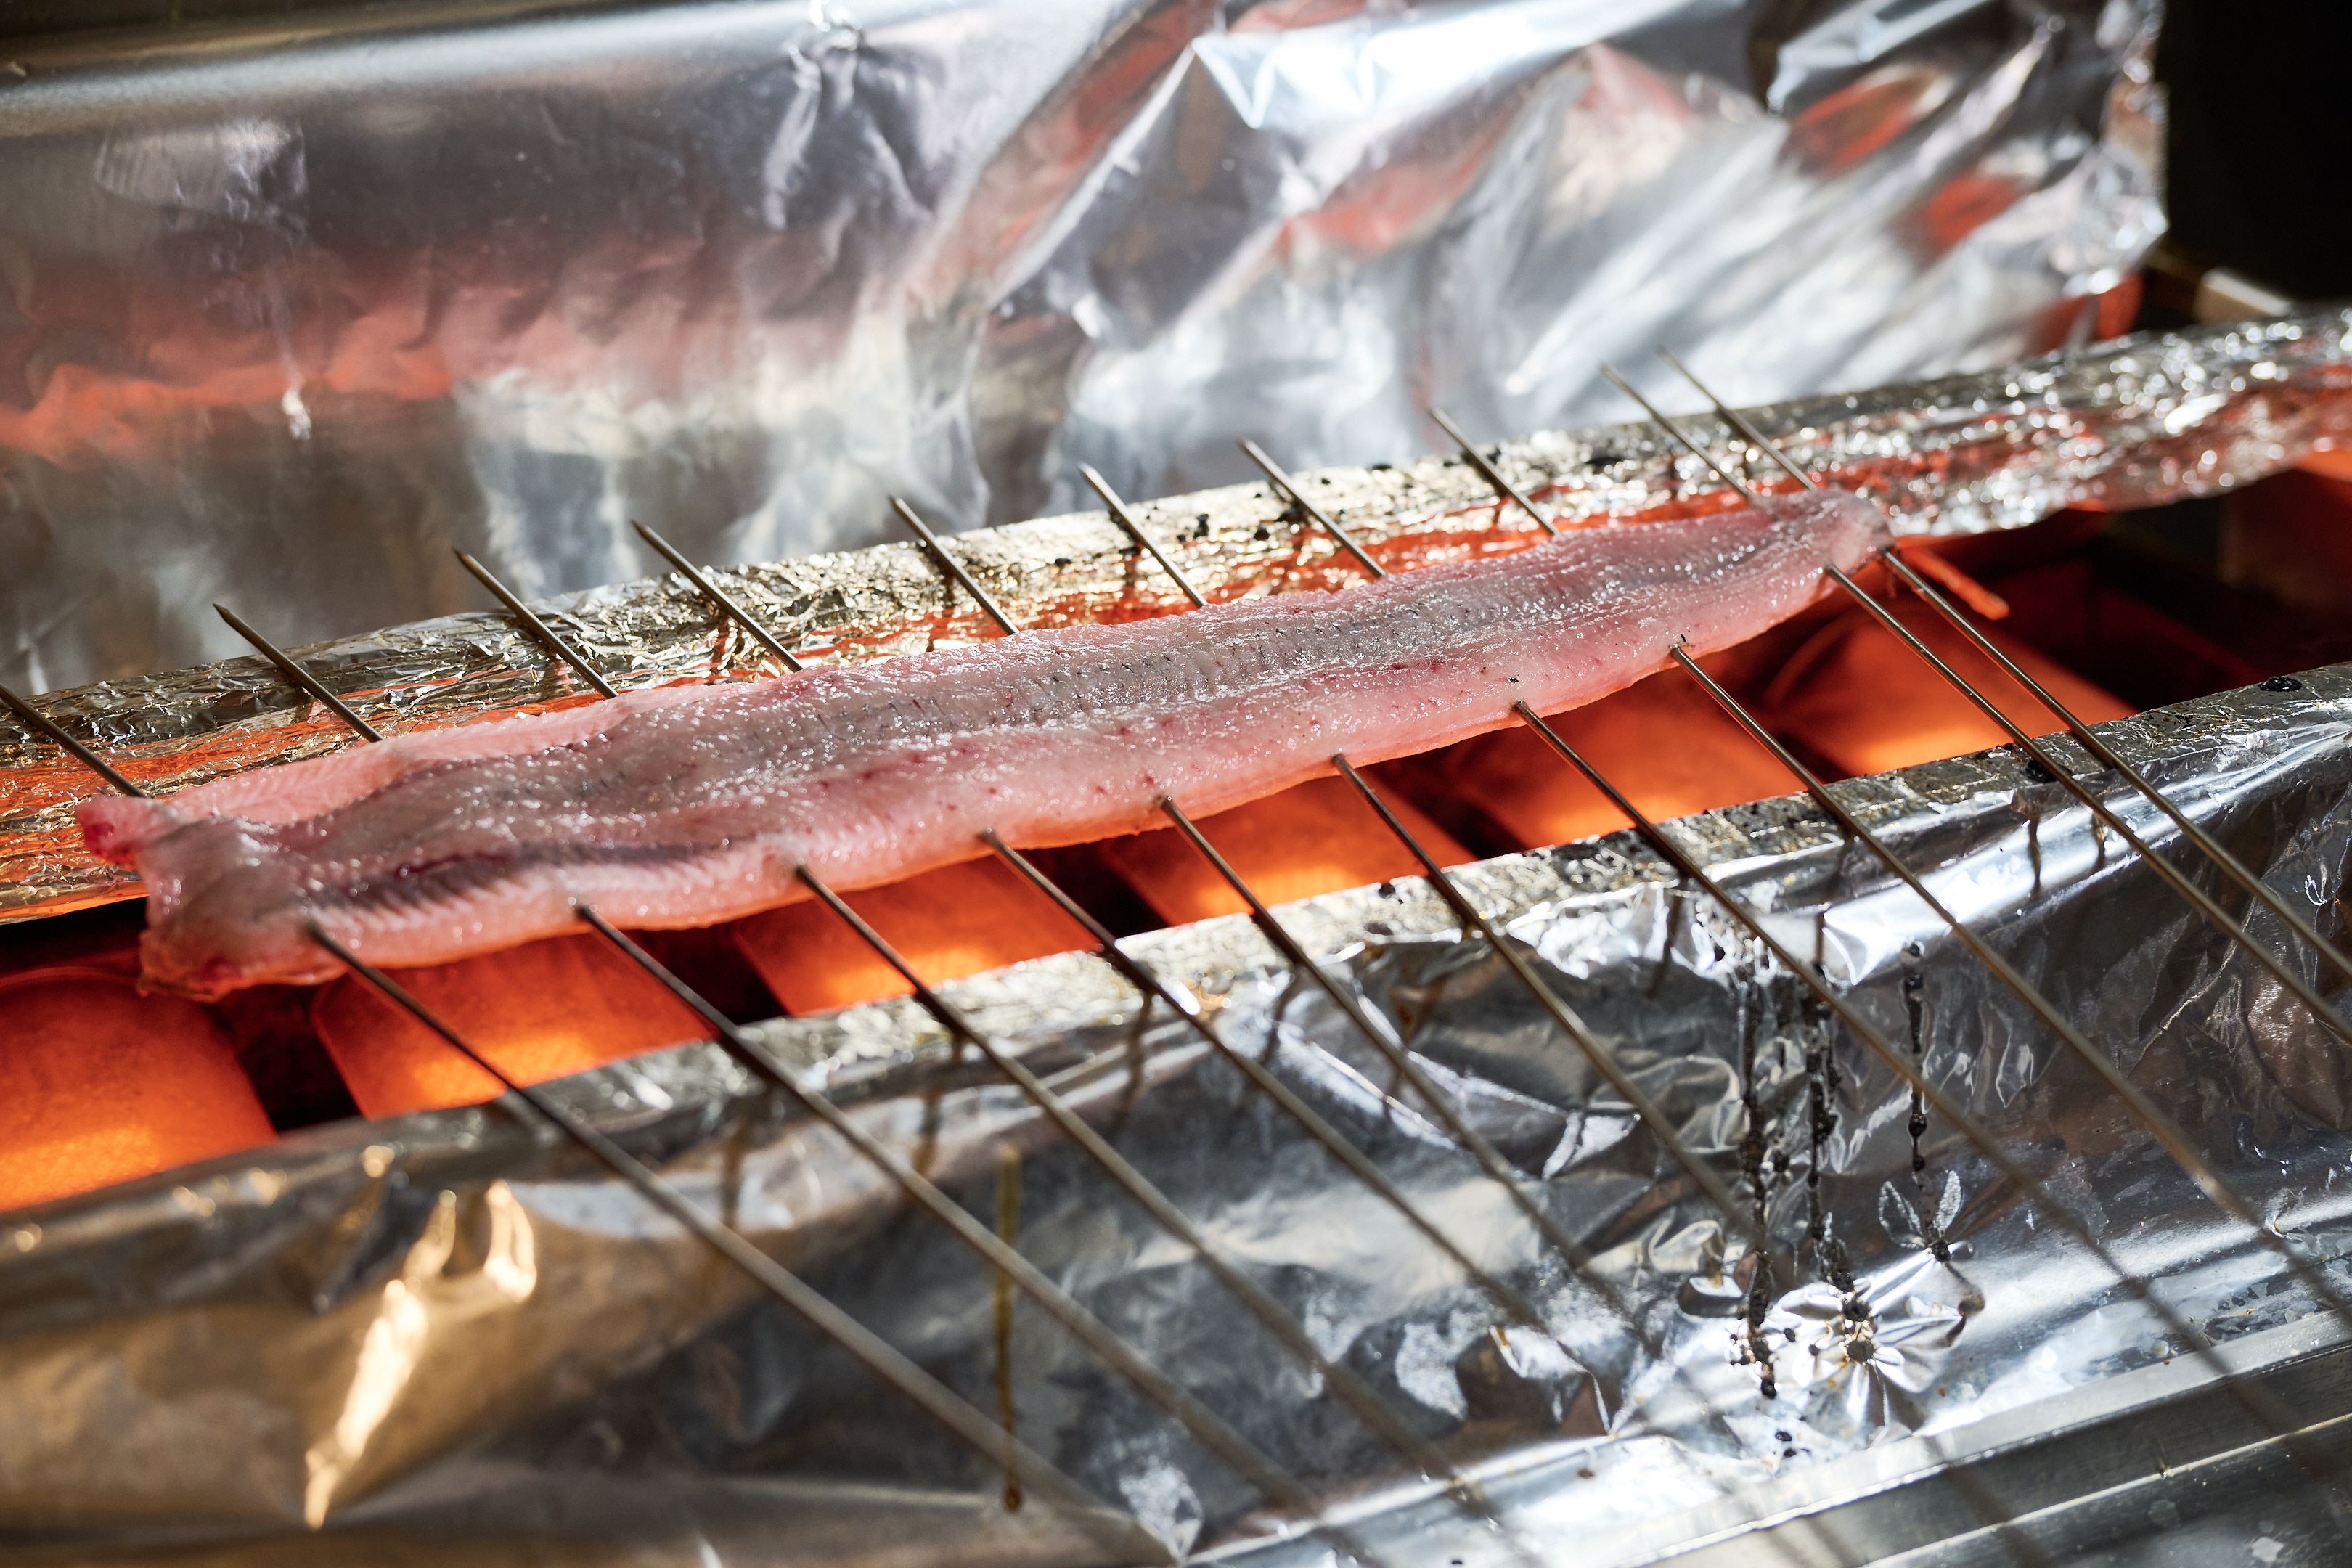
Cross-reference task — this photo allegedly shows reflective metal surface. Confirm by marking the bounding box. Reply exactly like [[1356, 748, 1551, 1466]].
[[5, 661, 2351, 1564], [7, 307, 2349, 922], [0, 0, 2161, 695]]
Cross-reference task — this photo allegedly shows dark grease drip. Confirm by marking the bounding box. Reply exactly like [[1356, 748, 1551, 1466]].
[[1734, 958, 1777, 1400], [2025, 808, 2043, 902], [993, 1143, 1024, 1512], [1803, 1013, 1837, 1248], [1902, 942, 1928, 1174]]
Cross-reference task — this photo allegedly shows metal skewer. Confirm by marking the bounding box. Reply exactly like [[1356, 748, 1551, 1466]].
[[454, 549, 621, 699], [1822, 562, 2352, 1058], [1662, 346, 2352, 981], [632, 520, 806, 672], [1499, 699, 2352, 1495], [1099, 474, 1837, 1477], [1597, 366, 1764, 505], [777, 518, 1583, 1561], [1172, 455, 1792, 1291], [1079, 465, 1208, 608], [1331, 754, 1792, 1288], [1238, 440, 1387, 580], [214, 605, 385, 743], [883, 526, 1561, 1337], [975, 828, 1551, 1335], [1590, 372, 2352, 1343], [788, 862, 1495, 1512], [890, 497, 1021, 637], [1428, 409, 1557, 535], [1153, 798, 1630, 1301], [0, 678, 147, 797], [302, 921, 1167, 1566], [1638, 356, 2352, 1059], [1877, 546, 2352, 981], [571, 908, 1382, 1567]]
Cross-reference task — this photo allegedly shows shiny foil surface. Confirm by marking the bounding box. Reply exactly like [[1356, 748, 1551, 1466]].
[[0, 0, 2163, 697], [6, 307, 2350, 922], [4, 664, 2351, 1564]]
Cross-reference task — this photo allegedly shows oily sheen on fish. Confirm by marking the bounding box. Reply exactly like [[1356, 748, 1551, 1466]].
[[83, 492, 1885, 997]]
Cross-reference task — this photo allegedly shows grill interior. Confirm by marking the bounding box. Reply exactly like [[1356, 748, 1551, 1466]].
[[4, 473, 2348, 1212]]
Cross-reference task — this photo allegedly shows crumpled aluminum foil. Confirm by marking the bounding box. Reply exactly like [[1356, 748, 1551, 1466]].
[[7, 307, 2351, 922], [5, 662, 2348, 1565], [0, 0, 2163, 696]]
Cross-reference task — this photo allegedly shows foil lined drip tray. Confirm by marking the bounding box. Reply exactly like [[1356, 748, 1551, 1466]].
[[4, 308, 2351, 922], [5, 662, 2351, 1565]]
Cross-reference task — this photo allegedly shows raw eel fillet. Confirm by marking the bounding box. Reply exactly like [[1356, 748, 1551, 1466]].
[[83, 492, 1886, 997]]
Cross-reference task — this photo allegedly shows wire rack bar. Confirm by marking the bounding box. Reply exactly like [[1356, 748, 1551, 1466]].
[[632, 520, 806, 672], [302, 921, 1168, 1566]]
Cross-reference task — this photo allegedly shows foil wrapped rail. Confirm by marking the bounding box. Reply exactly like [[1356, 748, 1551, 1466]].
[[4, 665, 2350, 1564], [5, 310, 2351, 921]]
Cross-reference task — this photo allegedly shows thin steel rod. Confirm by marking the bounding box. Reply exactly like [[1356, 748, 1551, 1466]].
[[0, 678, 147, 797], [1079, 465, 1208, 608], [573, 908, 1377, 1567], [976, 829, 1548, 1333], [944, 836, 1554, 1567], [214, 605, 385, 743], [1878, 547, 2352, 987], [1666, 647, 2352, 1339], [632, 520, 805, 671], [1582, 374, 2352, 1377], [1016, 456, 1778, 1532], [1154, 797, 1643, 1326], [1597, 366, 1763, 506], [305, 923, 1164, 1565], [890, 497, 1021, 637], [1654, 348, 1816, 490], [1502, 702, 2352, 1497], [1119, 473, 1786, 1283], [454, 550, 621, 699], [1238, 440, 1387, 580], [789, 864, 1487, 1500], [1646, 352, 2352, 1061], [1820, 563, 2352, 1060], [1153, 792, 1810, 1481], [1427, 409, 1556, 535], [1328, 755, 1794, 1289]]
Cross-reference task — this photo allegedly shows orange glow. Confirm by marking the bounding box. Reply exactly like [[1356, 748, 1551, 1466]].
[[1766, 595, 2133, 777], [0, 968, 276, 1212], [1420, 670, 1800, 851], [733, 857, 1097, 1016], [1098, 776, 1474, 925], [311, 932, 707, 1117]]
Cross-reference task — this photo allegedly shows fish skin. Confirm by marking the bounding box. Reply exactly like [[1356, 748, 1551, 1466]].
[[83, 492, 1886, 997]]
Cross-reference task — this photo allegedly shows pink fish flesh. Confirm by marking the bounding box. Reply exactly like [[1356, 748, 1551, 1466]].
[[83, 491, 1887, 997]]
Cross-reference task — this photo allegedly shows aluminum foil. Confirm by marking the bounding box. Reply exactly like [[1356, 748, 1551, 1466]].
[[0, 0, 2163, 697], [7, 307, 2351, 922], [6, 663, 2350, 1565]]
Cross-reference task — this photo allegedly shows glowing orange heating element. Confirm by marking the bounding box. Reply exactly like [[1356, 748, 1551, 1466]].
[[1767, 597, 2133, 777], [734, 857, 1096, 1016], [311, 932, 707, 1118], [0, 968, 276, 1212], [1421, 670, 1797, 851], [1098, 777, 1474, 926]]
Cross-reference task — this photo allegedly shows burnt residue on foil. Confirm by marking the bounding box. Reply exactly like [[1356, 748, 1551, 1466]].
[[7, 309, 2352, 923], [4, 667, 2351, 1565]]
